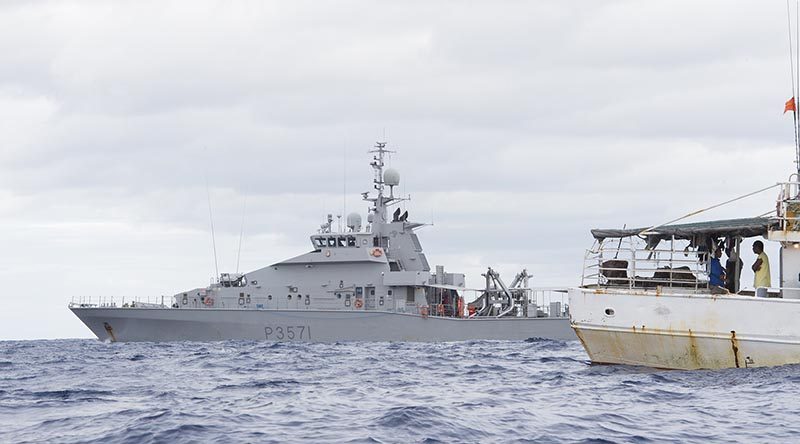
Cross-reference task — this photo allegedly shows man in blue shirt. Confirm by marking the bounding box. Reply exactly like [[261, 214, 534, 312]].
[[710, 248, 726, 290]]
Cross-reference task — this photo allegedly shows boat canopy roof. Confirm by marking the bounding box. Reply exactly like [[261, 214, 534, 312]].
[[591, 217, 778, 243]]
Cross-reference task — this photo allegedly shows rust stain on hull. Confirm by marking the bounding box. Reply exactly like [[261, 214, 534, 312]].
[[687, 329, 701, 368], [103, 322, 117, 342], [731, 330, 740, 368]]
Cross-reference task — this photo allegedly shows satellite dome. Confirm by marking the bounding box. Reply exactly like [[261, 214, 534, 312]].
[[346, 212, 362, 231], [384, 168, 400, 187]]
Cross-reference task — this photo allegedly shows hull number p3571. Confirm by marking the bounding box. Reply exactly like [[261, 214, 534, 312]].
[[264, 325, 311, 341]]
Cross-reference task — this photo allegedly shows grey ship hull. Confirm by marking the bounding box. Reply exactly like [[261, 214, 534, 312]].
[[71, 307, 575, 342]]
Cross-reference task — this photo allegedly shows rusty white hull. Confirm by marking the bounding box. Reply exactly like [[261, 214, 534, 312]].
[[568, 287, 800, 370]]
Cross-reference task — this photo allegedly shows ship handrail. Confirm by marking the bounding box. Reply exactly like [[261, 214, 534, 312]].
[[581, 235, 710, 290], [69, 295, 169, 308]]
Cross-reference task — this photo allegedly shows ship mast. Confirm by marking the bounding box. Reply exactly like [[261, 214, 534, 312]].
[[788, 0, 800, 177], [365, 141, 394, 224]]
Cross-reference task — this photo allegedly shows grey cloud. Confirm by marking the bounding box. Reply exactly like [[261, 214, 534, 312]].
[[0, 0, 797, 339]]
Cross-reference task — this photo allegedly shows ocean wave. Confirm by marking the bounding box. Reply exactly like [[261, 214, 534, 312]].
[[0, 338, 796, 443]]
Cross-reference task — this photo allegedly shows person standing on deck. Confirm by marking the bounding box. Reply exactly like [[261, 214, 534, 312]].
[[725, 247, 743, 293], [751, 240, 771, 288], [709, 248, 726, 290]]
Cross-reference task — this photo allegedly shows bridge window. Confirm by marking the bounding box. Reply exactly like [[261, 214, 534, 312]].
[[314, 238, 326, 248], [347, 236, 356, 247], [337, 237, 346, 247], [327, 237, 336, 247]]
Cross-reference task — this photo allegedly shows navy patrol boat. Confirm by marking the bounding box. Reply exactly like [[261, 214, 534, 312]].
[[71, 142, 573, 342]]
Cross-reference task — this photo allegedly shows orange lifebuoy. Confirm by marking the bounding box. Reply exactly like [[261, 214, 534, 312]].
[[371, 248, 383, 257], [354, 299, 364, 309]]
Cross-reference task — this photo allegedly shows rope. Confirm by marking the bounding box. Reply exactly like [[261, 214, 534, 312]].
[[638, 183, 780, 236]]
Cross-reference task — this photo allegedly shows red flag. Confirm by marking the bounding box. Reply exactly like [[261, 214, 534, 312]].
[[786, 97, 796, 114]]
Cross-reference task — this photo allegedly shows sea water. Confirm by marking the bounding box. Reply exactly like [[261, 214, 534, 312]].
[[1, 338, 799, 443]]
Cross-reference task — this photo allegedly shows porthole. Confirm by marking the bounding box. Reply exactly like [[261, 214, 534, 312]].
[[288, 295, 292, 300], [604, 308, 615, 316], [268, 295, 273, 300], [336, 293, 342, 299]]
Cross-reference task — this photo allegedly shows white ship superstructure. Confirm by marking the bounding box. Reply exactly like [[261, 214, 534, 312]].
[[71, 142, 573, 342]]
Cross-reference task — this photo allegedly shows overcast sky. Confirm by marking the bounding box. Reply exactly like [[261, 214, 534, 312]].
[[1, 0, 798, 339]]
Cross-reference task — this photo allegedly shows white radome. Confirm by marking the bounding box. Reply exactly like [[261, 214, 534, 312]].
[[384, 168, 400, 187], [346, 212, 362, 231]]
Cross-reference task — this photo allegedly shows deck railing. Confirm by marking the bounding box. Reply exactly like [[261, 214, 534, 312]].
[[582, 236, 710, 290], [70, 289, 569, 317], [69, 296, 168, 308]]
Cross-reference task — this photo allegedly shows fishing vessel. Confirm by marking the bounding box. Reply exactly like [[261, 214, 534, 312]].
[[568, 3, 800, 370], [71, 142, 573, 342], [568, 205, 800, 370], [569, 137, 800, 369]]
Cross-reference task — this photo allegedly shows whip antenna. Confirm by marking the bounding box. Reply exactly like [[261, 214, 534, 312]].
[[343, 137, 347, 226], [235, 196, 247, 274], [205, 174, 220, 280]]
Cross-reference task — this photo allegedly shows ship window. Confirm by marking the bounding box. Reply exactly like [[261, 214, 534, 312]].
[[268, 295, 272, 300], [373, 237, 380, 247], [314, 238, 326, 248], [327, 237, 336, 247], [388, 290, 392, 296], [288, 294, 292, 299], [337, 237, 346, 247], [347, 236, 356, 247], [336, 293, 341, 299]]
